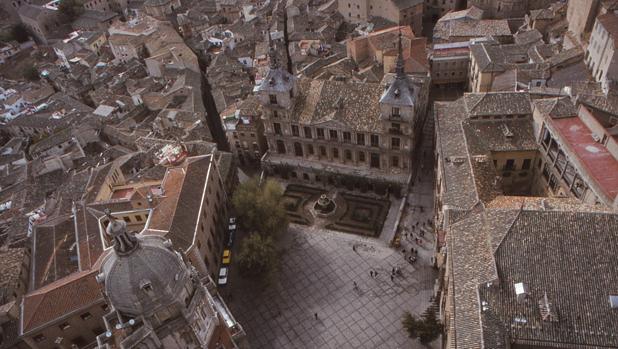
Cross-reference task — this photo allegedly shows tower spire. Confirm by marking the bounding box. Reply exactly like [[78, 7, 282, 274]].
[[105, 209, 138, 255], [268, 32, 279, 69], [396, 27, 405, 79]]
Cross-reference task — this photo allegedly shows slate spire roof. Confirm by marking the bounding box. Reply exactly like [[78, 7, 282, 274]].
[[395, 28, 405, 79], [379, 34, 418, 107]]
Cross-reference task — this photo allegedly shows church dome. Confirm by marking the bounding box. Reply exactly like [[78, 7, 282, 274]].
[[99, 234, 191, 317]]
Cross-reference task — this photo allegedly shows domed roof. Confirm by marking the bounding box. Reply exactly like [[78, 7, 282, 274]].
[[100, 234, 190, 317]]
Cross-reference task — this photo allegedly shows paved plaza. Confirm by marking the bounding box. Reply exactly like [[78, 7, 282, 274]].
[[227, 224, 437, 348], [227, 112, 441, 348]]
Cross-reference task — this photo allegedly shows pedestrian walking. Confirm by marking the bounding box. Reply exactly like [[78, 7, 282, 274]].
[[420, 230, 425, 238], [314, 313, 318, 320], [352, 245, 356, 252], [370, 270, 374, 278], [390, 275, 394, 282], [391, 267, 395, 275], [353, 281, 358, 290]]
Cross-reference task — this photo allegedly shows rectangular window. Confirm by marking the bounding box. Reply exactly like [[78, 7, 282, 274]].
[[370, 134, 379, 147], [291, 125, 299, 136], [345, 149, 352, 160], [358, 151, 366, 162], [505, 159, 515, 171], [391, 137, 400, 149], [522, 159, 531, 170], [392, 156, 399, 167], [357, 133, 365, 145], [333, 148, 339, 158], [316, 128, 325, 139], [329, 129, 338, 140], [135, 215, 143, 222], [319, 146, 327, 156], [269, 94, 277, 104], [343, 131, 351, 143], [273, 110, 278, 118], [274, 123, 282, 135], [392, 107, 400, 116], [304, 126, 312, 139], [307, 144, 314, 155]]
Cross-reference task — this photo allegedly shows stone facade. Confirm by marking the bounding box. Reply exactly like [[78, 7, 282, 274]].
[[337, 0, 424, 35], [468, 0, 554, 19], [430, 42, 470, 85], [18, 4, 61, 44], [259, 41, 429, 193], [424, 0, 465, 20], [585, 13, 618, 94]]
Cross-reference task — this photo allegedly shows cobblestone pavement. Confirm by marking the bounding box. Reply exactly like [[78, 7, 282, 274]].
[[228, 225, 438, 349]]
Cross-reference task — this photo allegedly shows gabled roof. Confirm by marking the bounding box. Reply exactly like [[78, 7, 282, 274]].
[[165, 155, 213, 251], [291, 77, 385, 132], [480, 210, 618, 347], [598, 12, 618, 47], [533, 97, 577, 119], [464, 92, 532, 117], [21, 270, 102, 334]]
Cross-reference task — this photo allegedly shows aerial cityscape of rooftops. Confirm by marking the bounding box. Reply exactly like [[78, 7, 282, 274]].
[[0, 0, 617, 348]]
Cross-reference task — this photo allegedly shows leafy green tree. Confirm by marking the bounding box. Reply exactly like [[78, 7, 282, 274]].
[[232, 178, 288, 236], [237, 233, 277, 277], [23, 65, 39, 81], [402, 308, 443, 344], [58, 0, 84, 20], [11, 24, 30, 43]]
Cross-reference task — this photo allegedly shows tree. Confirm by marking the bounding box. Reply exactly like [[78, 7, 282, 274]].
[[237, 233, 277, 277], [232, 178, 288, 236], [11, 24, 30, 43], [58, 0, 84, 20], [23, 65, 39, 81], [402, 307, 443, 344]]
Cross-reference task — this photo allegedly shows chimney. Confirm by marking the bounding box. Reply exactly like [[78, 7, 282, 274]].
[[514, 282, 529, 303]]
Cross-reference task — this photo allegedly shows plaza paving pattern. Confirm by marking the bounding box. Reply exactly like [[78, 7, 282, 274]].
[[227, 225, 438, 348]]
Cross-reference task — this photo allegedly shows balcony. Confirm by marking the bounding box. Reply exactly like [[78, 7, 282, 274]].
[[389, 128, 402, 135]]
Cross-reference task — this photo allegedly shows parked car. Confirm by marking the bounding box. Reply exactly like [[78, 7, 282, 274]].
[[222, 249, 231, 264], [228, 216, 237, 231], [218, 267, 228, 286], [227, 217, 237, 247], [227, 229, 235, 247]]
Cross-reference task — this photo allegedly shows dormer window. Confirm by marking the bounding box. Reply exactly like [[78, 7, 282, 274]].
[[269, 94, 277, 105], [140, 280, 154, 295], [392, 107, 400, 117]]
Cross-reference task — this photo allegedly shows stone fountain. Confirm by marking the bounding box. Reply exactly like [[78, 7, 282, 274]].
[[312, 193, 337, 218]]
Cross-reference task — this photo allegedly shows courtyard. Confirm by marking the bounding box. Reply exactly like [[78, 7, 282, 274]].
[[282, 184, 391, 237], [225, 224, 438, 348]]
